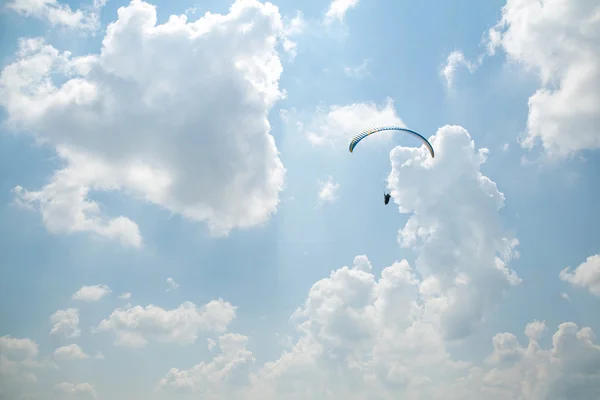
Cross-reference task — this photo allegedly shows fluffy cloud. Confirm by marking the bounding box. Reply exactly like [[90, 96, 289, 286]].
[[560, 253, 600, 296], [50, 308, 81, 339], [0, 337, 42, 398], [0, 356, 37, 385], [157, 255, 600, 399], [324, 0, 359, 23], [1, 0, 293, 245], [96, 300, 237, 348], [387, 125, 521, 339], [53, 344, 90, 361], [488, 0, 600, 157], [303, 98, 404, 147], [72, 284, 112, 302], [441, 51, 481, 88], [317, 176, 340, 204], [119, 292, 132, 300], [55, 382, 98, 398], [0, 336, 39, 359], [158, 333, 255, 395], [166, 277, 179, 292], [455, 321, 600, 399], [5, 0, 103, 31]]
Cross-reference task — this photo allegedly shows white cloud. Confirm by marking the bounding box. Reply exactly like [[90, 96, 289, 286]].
[[0, 336, 39, 359], [50, 308, 81, 339], [463, 321, 600, 399], [158, 333, 255, 394], [12, 178, 143, 248], [0, 356, 37, 385], [560, 253, 600, 296], [207, 338, 217, 351], [0, 0, 292, 245], [72, 284, 112, 302], [561, 292, 571, 301], [281, 11, 306, 60], [0, 337, 42, 397], [441, 51, 481, 88], [488, 0, 600, 158], [55, 382, 97, 398], [166, 277, 179, 292], [303, 98, 404, 147], [324, 0, 359, 23], [118, 292, 132, 300], [96, 300, 237, 348], [388, 124, 521, 339], [157, 256, 600, 399], [53, 344, 90, 361], [317, 176, 340, 204], [5, 0, 101, 31], [93, 0, 107, 9]]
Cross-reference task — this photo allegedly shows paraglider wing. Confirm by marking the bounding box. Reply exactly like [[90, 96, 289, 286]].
[[348, 125, 435, 158]]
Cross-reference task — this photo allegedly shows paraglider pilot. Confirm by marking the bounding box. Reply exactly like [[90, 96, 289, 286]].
[[384, 192, 391, 205]]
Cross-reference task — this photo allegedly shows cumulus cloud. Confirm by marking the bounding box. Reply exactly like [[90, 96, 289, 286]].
[[0, 356, 38, 385], [441, 51, 481, 88], [0, 0, 292, 245], [324, 0, 359, 23], [317, 176, 340, 205], [55, 382, 98, 398], [166, 277, 179, 292], [303, 98, 404, 147], [487, 0, 600, 157], [388, 125, 521, 339], [157, 255, 600, 399], [5, 0, 103, 31], [281, 11, 306, 60], [459, 321, 600, 399], [72, 284, 112, 302], [118, 292, 132, 300], [158, 333, 255, 394], [560, 253, 600, 296], [0, 337, 42, 397], [50, 308, 81, 339], [0, 336, 39, 359], [53, 344, 90, 361], [96, 300, 237, 348]]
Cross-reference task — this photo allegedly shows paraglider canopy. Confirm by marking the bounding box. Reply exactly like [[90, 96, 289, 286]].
[[348, 125, 435, 158]]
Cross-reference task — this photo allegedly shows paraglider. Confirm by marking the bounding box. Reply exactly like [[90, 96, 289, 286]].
[[383, 192, 391, 205], [349, 125, 435, 206]]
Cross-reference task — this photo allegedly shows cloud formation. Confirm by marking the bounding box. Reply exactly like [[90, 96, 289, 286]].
[[5, 0, 103, 31], [96, 300, 237, 348], [317, 176, 340, 205], [72, 284, 112, 302], [1, 0, 293, 245], [50, 308, 81, 339], [560, 253, 600, 297]]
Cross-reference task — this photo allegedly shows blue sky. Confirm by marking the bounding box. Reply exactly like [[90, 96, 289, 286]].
[[1, 0, 599, 399]]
